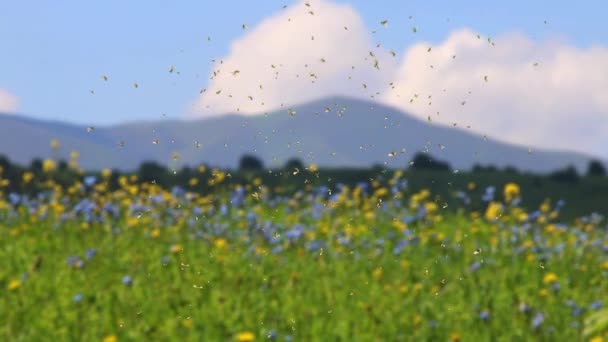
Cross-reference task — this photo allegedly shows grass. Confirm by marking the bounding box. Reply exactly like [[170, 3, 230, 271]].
[[1, 173, 607, 341]]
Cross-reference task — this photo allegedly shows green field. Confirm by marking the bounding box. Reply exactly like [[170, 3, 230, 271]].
[[1, 169, 607, 341]]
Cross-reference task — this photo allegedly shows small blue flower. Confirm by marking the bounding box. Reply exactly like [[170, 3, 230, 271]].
[[572, 307, 585, 317], [479, 310, 491, 320], [85, 248, 97, 259], [83, 176, 97, 187], [469, 262, 482, 273], [532, 312, 544, 328], [122, 275, 133, 286], [590, 301, 603, 310], [73, 293, 83, 303], [266, 330, 277, 340]]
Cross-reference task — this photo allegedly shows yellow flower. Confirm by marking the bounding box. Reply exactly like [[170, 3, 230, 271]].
[[307, 164, 318, 172], [540, 201, 551, 213], [374, 187, 388, 197], [42, 159, 56, 173], [214, 238, 227, 249], [101, 168, 112, 178], [170, 244, 183, 254], [590, 336, 604, 342], [22, 172, 34, 184], [198, 165, 207, 173], [503, 182, 520, 202], [102, 335, 117, 342], [449, 332, 462, 341], [182, 319, 193, 329], [485, 202, 503, 221], [372, 267, 383, 279], [236, 331, 255, 342], [543, 272, 558, 284], [70, 150, 80, 159], [189, 178, 199, 187], [8, 279, 21, 290], [424, 202, 438, 214], [150, 228, 160, 238]]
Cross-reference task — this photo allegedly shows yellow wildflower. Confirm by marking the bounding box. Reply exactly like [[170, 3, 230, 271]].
[[214, 238, 227, 249], [101, 168, 112, 178], [170, 244, 183, 254], [42, 159, 56, 173], [22, 172, 34, 184], [503, 182, 520, 202], [236, 331, 255, 342], [102, 335, 117, 342], [372, 267, 383, 279], [485, 202, 503, 221], [543, 272, 558, 284], [8, 279, 21, 290]]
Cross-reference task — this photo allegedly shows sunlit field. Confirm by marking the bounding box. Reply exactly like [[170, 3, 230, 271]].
[[2, 166, 607, 341]]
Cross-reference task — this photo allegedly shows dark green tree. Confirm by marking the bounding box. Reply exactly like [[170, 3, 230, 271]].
[[409, 153, 451, 172], [586, 159, 607, 177], [239, 154, 264, 171], [284, 158, 304, 172], [138, 161, 169, 185], [549, 165, 579, 183]]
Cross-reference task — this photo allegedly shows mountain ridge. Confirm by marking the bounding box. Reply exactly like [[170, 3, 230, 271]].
[[0, 96, 600, 172]]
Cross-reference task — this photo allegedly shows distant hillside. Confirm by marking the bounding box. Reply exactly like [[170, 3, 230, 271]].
[[0, 97, 598, 172]]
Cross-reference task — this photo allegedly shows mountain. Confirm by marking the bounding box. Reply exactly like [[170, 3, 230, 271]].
[[0, 97, 598, 173]]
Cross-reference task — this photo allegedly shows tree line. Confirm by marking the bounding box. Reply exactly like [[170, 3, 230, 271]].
[[0, 152, 606, 195]]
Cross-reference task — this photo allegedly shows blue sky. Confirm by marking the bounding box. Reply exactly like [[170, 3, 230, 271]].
[[0, 0, 606, 126]]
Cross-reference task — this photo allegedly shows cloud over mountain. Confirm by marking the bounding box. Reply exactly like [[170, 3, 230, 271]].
[[0, 88, 18, 113], [191, 0, 395, 116], [191, 0, 608, 159], [383, 29, 608, 158]]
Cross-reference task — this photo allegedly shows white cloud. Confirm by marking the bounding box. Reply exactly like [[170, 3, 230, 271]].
[[191, 0, 395, 116], [383, 28, 608, 157], [190, 0, 608, 158], [0, 88, 18, 113]]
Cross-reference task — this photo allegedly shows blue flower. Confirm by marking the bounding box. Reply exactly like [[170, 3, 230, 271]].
[[469, 262, 482, 273], [266, 330, 277, 340], [590, 301, 603, 310], [85, 248, 97, 259], [83, 176, 97, 187], [73, 293, 84, 303], [572, 307, 585, 317], [532, 312, 544, 328], [66, 255, 80, 266], [122, 275, 133, 286], [8, 192, 20, 205], [479, 310, 491, 320]]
